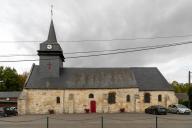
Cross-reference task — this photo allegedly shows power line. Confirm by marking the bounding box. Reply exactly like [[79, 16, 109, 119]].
[[0, 40, 191, 57], [0, 40, 191, 62], [0, 58, 60, 62], [66, 41, 192, 59], [61, 33, 192, 42], [0, 59, 39, 62], [0, 54, 37, 57], [0, 33, 192, 43]]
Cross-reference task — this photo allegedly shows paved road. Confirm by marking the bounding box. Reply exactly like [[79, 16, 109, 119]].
[[0, 113, 192, 128]]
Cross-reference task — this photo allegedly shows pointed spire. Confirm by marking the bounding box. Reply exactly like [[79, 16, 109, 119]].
[[47, 5, 57, 43], [47, 19, 57, 43]]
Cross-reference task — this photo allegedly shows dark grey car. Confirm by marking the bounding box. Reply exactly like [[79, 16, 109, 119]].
[[145, 105, 167, 115], [0, 107, 18, 117]]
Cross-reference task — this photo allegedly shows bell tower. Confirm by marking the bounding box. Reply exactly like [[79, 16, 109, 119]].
[[37, 19, 65, 78]]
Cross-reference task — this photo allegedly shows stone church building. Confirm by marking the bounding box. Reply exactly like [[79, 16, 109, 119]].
[[18, 20, 178, 115]]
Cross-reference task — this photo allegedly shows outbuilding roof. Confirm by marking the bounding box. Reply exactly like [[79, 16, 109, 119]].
[[25, 65, 172, 91], [0, 91, 21, 98], [175, 93, 188, 101]]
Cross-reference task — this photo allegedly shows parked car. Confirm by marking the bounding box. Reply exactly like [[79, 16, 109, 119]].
[[145, 105, 167, 115], [168, 104, 191, 115], [0, 107, 18, 117], [10, 107, 17, 112]]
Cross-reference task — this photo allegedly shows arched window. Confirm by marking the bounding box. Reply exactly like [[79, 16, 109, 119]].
[[69, 94, 74, 100], [89, 93, 94, 98], [108, 92, 116, 104], [126, 95, 130, 102], [56, 97, 60, 104], [144, 93, 150, 103], [158, 94, 162, 102], [103, 94, 107, 100]]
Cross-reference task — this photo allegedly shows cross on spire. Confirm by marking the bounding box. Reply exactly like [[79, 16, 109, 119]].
[[51, 5, 53, 19]]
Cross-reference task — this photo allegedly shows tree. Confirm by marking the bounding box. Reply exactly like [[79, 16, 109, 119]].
[[171, 81, 190, 93], [0, 66, 27, 91], [171, 81, 191, 107], [18, 72, 29, 89]]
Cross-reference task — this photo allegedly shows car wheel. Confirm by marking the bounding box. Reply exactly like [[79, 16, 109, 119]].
[[176, 111, 179, 114]]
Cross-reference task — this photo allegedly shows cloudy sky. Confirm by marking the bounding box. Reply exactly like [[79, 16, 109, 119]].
[[0, 0, 192, 83]]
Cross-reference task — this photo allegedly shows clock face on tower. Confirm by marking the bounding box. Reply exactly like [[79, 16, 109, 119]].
[[47, 44, 52, 49]]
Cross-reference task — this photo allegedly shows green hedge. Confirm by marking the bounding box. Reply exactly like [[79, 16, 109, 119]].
[[178, 100, 189, 107]]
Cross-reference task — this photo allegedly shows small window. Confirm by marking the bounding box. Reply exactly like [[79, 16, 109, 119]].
[[103, 94, 108, 100], [108, 92, 116, 104], [126, 95, 130, 102], [89, 93, 94, 98], [158, 95, 162, 102], [69, 94, 74, 100], [144, 93, 150, 103], [56, 97, 60, 104]]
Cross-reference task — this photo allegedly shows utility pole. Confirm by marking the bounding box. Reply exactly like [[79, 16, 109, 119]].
[[101, 115, 103, 128], [189, 71, 191, 86], [189, 71, 191, 109], [47, 116, 49, 128]]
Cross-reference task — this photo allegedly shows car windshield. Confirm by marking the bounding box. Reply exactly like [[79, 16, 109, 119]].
[[176, 104, 187, 108], [157, 105, 164, 108]]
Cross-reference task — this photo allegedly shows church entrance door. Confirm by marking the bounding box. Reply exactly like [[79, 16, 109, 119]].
[[90, 100, 96, 113]]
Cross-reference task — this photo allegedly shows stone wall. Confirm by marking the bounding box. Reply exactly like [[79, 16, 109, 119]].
[[139, 91, 178, 112], [18, 89, 178, 115], [17, 89, 27, 115], [18, 89, 64, 114], [63, 88, 139, 113]]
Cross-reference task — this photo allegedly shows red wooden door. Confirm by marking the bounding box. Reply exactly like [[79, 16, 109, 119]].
[[90, 100, 96, 113]]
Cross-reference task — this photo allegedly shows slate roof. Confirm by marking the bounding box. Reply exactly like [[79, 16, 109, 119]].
[[37, 19, 65, 61], [39, 20, 62, 51], [25, 65, 172, 91], [47, 20, 57, 43], [130, 68, 173, 91], [25, 65, 137, 89], [0, 91, 21, 98]]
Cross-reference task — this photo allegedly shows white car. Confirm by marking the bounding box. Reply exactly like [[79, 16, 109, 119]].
[[168, 104, 191, 114]]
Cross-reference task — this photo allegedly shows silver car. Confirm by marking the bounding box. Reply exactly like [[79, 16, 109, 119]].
[[168, 104, 191, 114]]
